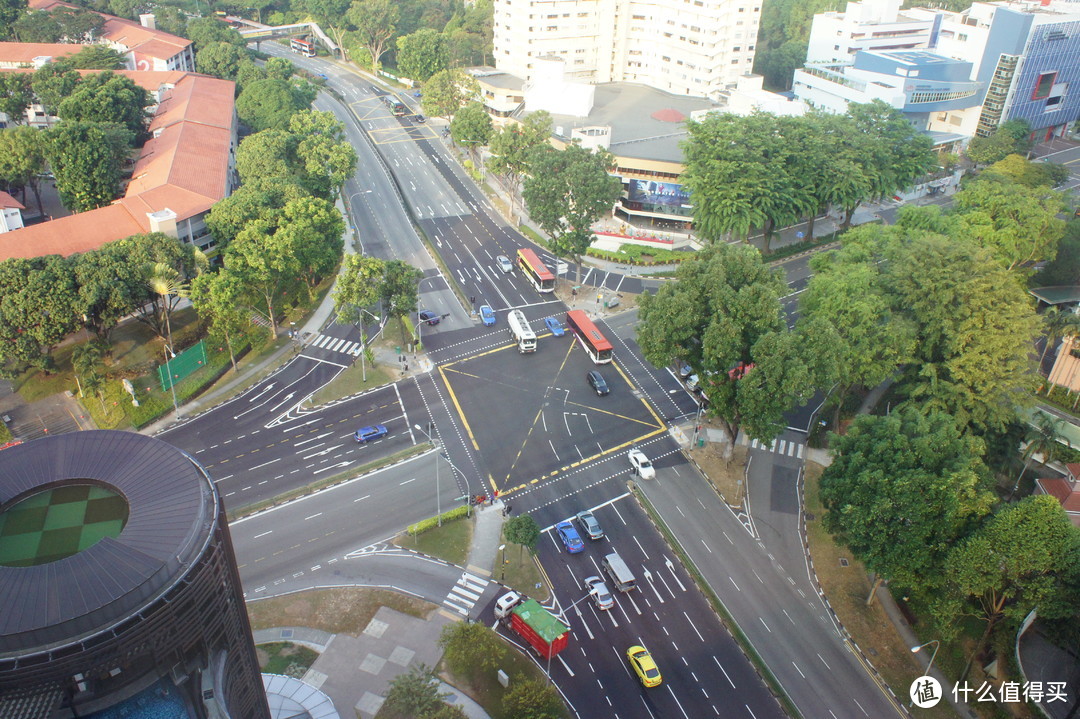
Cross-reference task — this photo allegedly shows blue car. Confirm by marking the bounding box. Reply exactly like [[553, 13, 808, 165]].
[[544, 317, 566, 336], [480, 305, 496, 326], [354, 424, 388, 442], [556, 520, 584, 554]]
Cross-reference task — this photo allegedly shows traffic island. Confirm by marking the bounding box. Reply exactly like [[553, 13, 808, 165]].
[[686, 431, 748, 509]]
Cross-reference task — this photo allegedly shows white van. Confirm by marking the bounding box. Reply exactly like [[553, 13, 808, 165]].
[[602, 552, 637, 592]]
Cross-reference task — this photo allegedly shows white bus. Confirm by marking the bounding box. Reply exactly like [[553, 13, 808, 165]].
[[507, 310, 537, 353]]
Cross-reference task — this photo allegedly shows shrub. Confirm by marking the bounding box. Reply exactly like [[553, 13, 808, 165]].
[[407, 505, 470, 535]]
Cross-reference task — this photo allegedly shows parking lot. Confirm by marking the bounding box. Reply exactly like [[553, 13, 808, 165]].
[[438, 331, 666, 494]]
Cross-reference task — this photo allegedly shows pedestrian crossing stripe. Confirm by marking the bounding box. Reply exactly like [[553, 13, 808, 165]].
[[443, 571, 490, 615], [311, 334, 363, 356], [749, 437, 804, 458]]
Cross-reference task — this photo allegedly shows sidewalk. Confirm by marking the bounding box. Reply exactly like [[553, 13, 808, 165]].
[[464, 499, 507, 580]]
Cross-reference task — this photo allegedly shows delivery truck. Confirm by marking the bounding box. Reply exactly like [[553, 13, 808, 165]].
[[494, 591, 569, 659]]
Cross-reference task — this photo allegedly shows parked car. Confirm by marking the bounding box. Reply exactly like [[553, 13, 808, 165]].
[[674, 360, 693, 379], [418, 310, 440, 326], [545, 317, 566, 336], [480, 305, 496, 326], [555, 520, 584, 553], [584, 576, 614, 610], [576, 510, 604, 539], [496, 255, 513, 273], [627, 646, 662, 688], [628, 449, 655, 479], [587, 370, 610, 396], [685, 373, 700, 392], [354, 424, 388, 442]]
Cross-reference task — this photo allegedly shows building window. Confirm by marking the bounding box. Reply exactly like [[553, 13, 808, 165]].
[[1032, 71, 1056, 100]]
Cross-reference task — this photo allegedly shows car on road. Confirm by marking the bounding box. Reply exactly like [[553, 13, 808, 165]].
[[418, 309, 440, 326], [480, 305, 496, 326], [496, 255, 513, 273], [587, 370, 610, 396], [627, 645, 662, 688], [628, 449, 655, 479], [412, 90, 422, 97], [414, 114, 425, 123], [544, 317, 566, 336], [584, 576, 614, 610], [354, 425, 388, 443], [555, 520, 584, 553], [575, 510, 603, 539]]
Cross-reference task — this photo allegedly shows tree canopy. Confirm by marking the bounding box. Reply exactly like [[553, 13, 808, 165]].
[[57, 70, 149, 137], [235, 77, 314, 131], [396, 28, 448, 82], [45, 121, 134, 212]]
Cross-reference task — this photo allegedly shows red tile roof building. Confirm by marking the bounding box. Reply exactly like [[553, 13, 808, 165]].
[[1035, 463, 1080, 528], [0, 72, 236, 261], [0, 41, 82, 68]]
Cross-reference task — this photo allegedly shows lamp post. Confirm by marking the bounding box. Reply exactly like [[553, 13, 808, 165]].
[[164, 344, 180, 420], [414, 423, 441, 526], [347, 190, 373, 254], [499, 544, 506, 581], [911, 640, 940, 676]]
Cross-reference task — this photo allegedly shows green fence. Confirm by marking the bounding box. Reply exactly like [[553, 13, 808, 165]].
[[158, 341, 208, 391]]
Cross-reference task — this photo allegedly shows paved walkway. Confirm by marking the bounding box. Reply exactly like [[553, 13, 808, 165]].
[[464, 498, 508, 580]]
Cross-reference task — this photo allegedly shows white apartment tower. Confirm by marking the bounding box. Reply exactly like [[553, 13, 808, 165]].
[[493, 0, 762, 99]]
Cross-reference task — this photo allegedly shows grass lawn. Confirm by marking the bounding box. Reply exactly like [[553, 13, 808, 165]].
[[439, 639, 569, 719], [499, 536, 549, 602], [247, 587, 435, 636], [306, 349, 397, 407], [394, 514, 473, 567], [256, 642, 319, 677], [804, 462, 962, 719]]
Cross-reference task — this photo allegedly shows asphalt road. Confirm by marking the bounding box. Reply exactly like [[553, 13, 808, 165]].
[[178, 44, 908, 719]]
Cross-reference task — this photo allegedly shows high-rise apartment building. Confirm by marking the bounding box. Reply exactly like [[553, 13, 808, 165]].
[[492, 0, 762, 99]]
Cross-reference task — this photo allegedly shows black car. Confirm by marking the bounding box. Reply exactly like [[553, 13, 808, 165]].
[[418, 310, 440, 326], [587, 370, 609, 396]]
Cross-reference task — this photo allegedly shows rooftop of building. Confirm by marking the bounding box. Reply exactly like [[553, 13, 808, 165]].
[[0, 71, 234, 261], [0, 191, 24, 210], [0, 41, 82, 64], [28, 0, 191, 61], [0, 431, 216, 655], [469, 67, 524, 91], [542, 82, 717, 164]]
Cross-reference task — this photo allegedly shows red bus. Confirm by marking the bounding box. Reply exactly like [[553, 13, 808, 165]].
[[517, 248, 555, 293], [566, 310, 613, 364], [290, 38, 315, 57]]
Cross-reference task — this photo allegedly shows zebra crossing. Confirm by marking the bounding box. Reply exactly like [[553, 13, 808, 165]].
[[308, 333, 363, 356], [748, 436, 805, 459], [443, 571, 490, 616]]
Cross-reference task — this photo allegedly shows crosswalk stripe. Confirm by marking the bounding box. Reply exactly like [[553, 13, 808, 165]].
[[796, 444, 804, 459], [778, 439, 787, 455], [344, 341, 361, 355], [314, 335, 332, 348], [328, 338, 346, 352], [451, 586, 482, 602], [442, 599, 469, 615]]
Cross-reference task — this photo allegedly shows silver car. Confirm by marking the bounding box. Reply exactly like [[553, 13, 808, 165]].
[[576, 510, 604, 539], [496, 255, 513, 273], [585, 576, 614, 610]]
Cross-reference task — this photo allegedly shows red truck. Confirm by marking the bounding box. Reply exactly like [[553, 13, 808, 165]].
[[495, 592, 569, 659]]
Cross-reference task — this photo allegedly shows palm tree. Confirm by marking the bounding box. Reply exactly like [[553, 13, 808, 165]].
[[145, 262, 189, 350], [71, 341, 105, 398], [1012, 410, 1070, 499], [1039, 306, 1080, 370]]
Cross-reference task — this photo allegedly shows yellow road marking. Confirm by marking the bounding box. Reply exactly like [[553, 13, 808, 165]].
[[439, 364, 481, 451]]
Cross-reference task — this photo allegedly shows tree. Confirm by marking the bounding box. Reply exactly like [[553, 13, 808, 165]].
[[421, 68, 479, 121], [637, 243, 809, 460], [303, 0, 350, 58], [236, 60, 268, 90], [0, 0, 27, 40], [821, 409, 995, 604], [31, 61, 80, 121], [437, 622, 503, 680], [236, 78, 311, 131], [224, 218, 300, 336], [57, 71, 150, 138], [45, 121, 133, 212], [985, 154, 1070, 189], [449, 100, 491, 167], [521, 143, 622, 283], [502, 676, 564, 719], [444, 0, 492, 66], [185, 16, 246, 51], [966, 122, 1031, 167], [289, 109, 358, 198], [347, 0, 398, 70], [1013, 411, 1071, 499], [235, 128, 293, 185], [1034, 221, 1080, 287], [1038, 306, 1080, 369], [67, 44, 127, 69], [380, 663, 463, 719], [204, 177, 309, 248], [51, 7, 104, 42], [396, 28, 448, 82], [196, 41, 248, 80], [275, 196, 344, 296], [886, 234, 1042, 432], [0, 125, 47, 216], [333, 254, 385, 326], [265, 56, 295, 81], [379, 259, 423, 344], [0, 73, 33, 125], [800, 240, 916, 426], [487, 110, 551, 221], [71, 339, 105, 400], [503, 513, 539, 559], [12, 10, 60, 42], [0, 255, 79, 372], [190, 270, 248, 372], [943, 496, 1080, 677], [951, 174, 1066, 271], [145, 261, 189, 348]]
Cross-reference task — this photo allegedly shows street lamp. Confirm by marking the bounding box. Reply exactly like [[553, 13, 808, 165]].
[[414, 423, 441, 526], [347, 190, 373, 254], [911, 640, 940, 676], [164, 344, 180, 420], [499, 544, 506, 581]]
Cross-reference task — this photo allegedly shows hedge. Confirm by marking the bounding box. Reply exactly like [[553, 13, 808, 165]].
[[407, 505, 470, 536], [586, 243, 691, 266]]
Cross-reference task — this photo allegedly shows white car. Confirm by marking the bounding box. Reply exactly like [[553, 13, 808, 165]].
[[628, 449, 655, 480], [584, 576, 614, 610], [496, 255, 513, 273]]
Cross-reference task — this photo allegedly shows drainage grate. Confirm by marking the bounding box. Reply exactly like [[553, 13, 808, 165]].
[[839, 558, 849, 567]]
